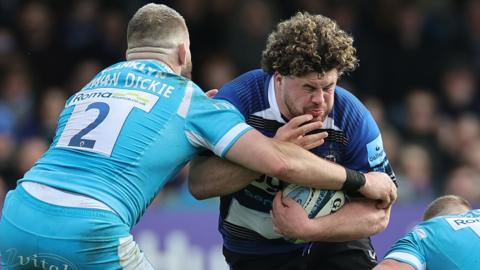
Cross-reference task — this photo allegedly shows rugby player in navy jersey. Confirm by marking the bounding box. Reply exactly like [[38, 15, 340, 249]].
[[189, 12, 397, 270]]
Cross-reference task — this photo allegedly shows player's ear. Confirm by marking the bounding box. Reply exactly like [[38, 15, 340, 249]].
[[177, 43, 187, 66], [274, 72, 283, 86]]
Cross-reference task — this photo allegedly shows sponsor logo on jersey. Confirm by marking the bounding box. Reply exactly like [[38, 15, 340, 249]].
[[2, 250, 77, 270], [450, 217, 480, 226], [366, 135, 386, 167], [69, 89, 157, 107], [446, 216, 480, 237]]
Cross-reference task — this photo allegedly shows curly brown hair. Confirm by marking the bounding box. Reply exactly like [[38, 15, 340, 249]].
[[261, 12, 358, 77]]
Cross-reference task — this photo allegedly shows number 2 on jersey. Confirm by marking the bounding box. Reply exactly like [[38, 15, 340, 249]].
[[68, 102, 109, 149], [56, 89, 159, 156]]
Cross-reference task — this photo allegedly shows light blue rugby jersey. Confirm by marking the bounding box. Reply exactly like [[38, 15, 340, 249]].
[[19, 60, 252, 227], [385, 209, 480, 270]]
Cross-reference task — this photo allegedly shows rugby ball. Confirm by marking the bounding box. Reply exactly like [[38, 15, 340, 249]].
[[281, 184, 345, 243], [282, 184, 345, 219]]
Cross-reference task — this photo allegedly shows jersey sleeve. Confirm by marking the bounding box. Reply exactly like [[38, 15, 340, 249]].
[[181, 82, 252, 158], [384, 227, 427, 270], [343, 101, 396, 183], [214, 69, 269, 119], [215, 82, 246, 116]]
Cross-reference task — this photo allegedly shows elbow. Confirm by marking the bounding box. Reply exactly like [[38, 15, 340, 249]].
[[190, 191, 209, 201], [187, 178, 210, 200]]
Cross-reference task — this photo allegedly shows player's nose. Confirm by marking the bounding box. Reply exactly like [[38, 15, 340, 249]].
[[311, 90, 324, 104]]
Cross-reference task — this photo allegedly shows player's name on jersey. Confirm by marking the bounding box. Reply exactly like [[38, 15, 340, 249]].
[[101, 61, 163, 77], [83, 72, 121, 90], [82, 72, 175, 98], [124, 73, 174, 97]]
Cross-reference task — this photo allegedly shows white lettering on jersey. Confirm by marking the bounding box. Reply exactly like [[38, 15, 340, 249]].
[[446, 217, 480, 237], [83, 72, 121, 90], [124, 72, 175, 97]]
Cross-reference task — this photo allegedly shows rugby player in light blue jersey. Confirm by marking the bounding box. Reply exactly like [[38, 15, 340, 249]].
[[375, 195, 479, 270], [0, 3, 397, 270]]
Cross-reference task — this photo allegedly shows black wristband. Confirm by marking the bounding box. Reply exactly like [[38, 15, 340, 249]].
[[342, 168, 366, 192]]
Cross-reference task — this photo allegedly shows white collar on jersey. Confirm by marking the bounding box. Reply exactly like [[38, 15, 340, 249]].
[[265, 76, 286, 123]]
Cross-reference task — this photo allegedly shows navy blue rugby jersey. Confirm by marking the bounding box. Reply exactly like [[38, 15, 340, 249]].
[[214, 69, 396, 254]]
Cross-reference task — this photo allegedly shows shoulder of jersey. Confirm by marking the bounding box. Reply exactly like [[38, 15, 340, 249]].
[[220, 69, 269, 93], [333, 86, 370, 124]]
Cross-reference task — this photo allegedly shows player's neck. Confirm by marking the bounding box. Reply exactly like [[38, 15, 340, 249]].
[[126, 52, 180, 75]]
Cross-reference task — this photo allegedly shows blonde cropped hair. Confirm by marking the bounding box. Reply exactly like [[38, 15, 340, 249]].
[[423, 195, 471, 221], [127, 3, 188, 55]]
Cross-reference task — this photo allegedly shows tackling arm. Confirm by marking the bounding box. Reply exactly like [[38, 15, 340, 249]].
[[188, 154, 260, 200], [188, 114, 327, 199], [189, 114, 396, 205], [373, 259, 415, 270], [225, 129, 396, 205]]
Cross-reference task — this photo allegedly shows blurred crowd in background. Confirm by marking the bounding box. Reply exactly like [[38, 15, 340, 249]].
[[1, 0, 480, 212]]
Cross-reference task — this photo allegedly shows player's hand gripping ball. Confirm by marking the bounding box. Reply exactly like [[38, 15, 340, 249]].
[[282, 184, 346, 243]]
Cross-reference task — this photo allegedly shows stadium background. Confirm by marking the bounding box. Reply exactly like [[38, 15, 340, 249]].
[[1, 0, 480, 269]]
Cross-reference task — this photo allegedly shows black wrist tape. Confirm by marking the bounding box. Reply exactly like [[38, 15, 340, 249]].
[[342, 168, 366, 192]]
